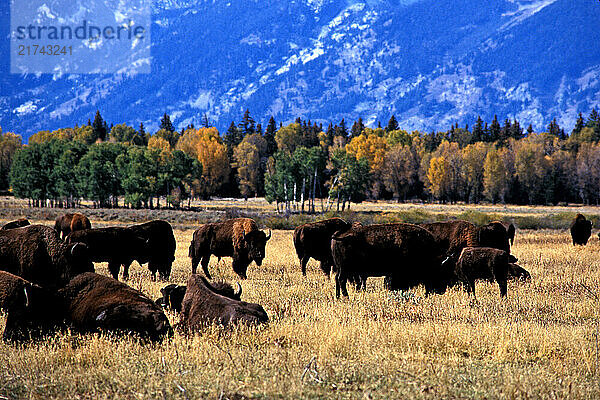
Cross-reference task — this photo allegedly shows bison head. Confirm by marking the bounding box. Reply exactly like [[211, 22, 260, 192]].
[[241, 229, 271, 269], [156, 284, 187, 312], [57, 243, 94, 284]]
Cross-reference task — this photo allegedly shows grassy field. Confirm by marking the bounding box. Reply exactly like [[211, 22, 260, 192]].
[[1, 213, 600, 399]]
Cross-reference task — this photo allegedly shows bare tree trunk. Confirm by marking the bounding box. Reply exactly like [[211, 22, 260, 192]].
[[301, 178, 306, 213], [311, 167, 318, 213]]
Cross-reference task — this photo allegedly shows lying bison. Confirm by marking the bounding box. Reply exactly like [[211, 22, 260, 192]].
[[128, 220, 176, 281], [420, 220, 511, 258], [1, 218, 30, 230], [66, 227, 149, 280], [54, 213, 91, 239], [453, 247, 515, 299], [293, 218, 351, 276], [180, 274, 268, 330], [0, 225, 92, 288], [570, 214, 592, 246], [156, 280, 242, 313], [189, 218, 271, 279], [0, 271, 64, 342], [331, 223, 450, 298], [58, 272, 172, 342]]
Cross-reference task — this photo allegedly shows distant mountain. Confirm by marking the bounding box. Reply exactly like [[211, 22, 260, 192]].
[[1, 0, 599, 141]]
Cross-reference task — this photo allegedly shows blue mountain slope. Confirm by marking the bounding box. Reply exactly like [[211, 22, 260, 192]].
[[0, 0, 598, 140]]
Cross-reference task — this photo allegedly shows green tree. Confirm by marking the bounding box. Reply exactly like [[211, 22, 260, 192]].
[[264, 116, 278, 156], [159, 113, 175, 133], [327, 150, 370, 211], [92, 110, 107, 142], [76, 143, 125, 208], [383, 144, 418, 202]]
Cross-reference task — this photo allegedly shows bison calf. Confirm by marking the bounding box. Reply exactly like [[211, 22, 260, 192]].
[[454, 247, 514, 299], [180, 274, 268, 331], [156, 280, 242, 313], [59, 273, 172, 342], [0, 271, 64, 342]]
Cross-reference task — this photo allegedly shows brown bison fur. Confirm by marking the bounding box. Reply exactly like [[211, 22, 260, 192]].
[[570, 213, 592, 246], [58, 272, 172, 342], [1, 218, 30, 230], [421, 220, 511, 257], [180, 274, 267, 331], [0, 271, 64, 342], [128, 220, 176, 281], [0, 225, 93, 288], [331, 223, 450, 298], [156, 280, 242, 313], [454, 247, 511, 299], [66, 227, 149, 280], [54, 213, 91, 239], [189, 218, 271, 279], [507, 263, 531, 281], [293, 218, 351, 276]]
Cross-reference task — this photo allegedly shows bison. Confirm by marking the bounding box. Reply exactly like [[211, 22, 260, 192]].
[[1, 218, 30, 230], [128, 220, 176, 281], [331, 223, 450, 298], [420, 220, 512, 258], [189, 218, 271, 279], [156, 280, 242, 313], [58, 272, 172, 342], [453, 247, 514, 299], [180, 274, 268, 330], [0, 225, 92, 288], [293, 218, 351, 277], [54, 213, 92, 240], [0, 271, 64, 342], [66, 227, 150, 280], [570, 213, 592, 245]]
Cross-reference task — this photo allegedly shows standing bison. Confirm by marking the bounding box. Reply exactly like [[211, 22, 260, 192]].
[[189, 218, 271, 279], [331, 223, 450, 298], [1, 218, 30, 230], [293, 218, 351, 276], [58, 272, 172, 342], [128, 220, 176, 280], [0, 271, 64, 342], [66, 227, 149, 280], [180, 274, 268, 330], [420, 220, 511, 257], [54, 213, 91, 239], [570, 214, 592, 245], [453, 247, 516, 299], [0, 225, 93, 288]]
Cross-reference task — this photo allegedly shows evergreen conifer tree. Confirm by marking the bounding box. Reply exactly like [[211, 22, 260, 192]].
[[265, 116, 278, 156], [386, 115, 399, 132], [159, 113, 174, 133], [92, 110, 107, 142]]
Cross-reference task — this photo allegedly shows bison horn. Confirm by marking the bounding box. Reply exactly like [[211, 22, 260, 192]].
[[242, 229, 246, 240], [265, 229, 272, 241], [23, 286, 29, 308], [235, 283, 242, 298]]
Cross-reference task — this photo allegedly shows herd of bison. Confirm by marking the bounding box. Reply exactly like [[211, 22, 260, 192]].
[[0, 211, 595, 344]]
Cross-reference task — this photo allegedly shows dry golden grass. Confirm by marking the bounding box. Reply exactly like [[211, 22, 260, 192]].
[[1, 222, 600, 399]]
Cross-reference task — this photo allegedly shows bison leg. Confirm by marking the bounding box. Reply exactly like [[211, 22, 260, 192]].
[[200, 255, 212, 279], [191, 254, 200, 274], [498, 278, 507, 298], [108, 262, 121, 280], [122, 262, 132, 280], [318, 261, 332, 277], [301, 255, 310, 276]]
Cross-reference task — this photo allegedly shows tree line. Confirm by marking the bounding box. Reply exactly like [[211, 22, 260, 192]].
[[1, 108, 600, 210]]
